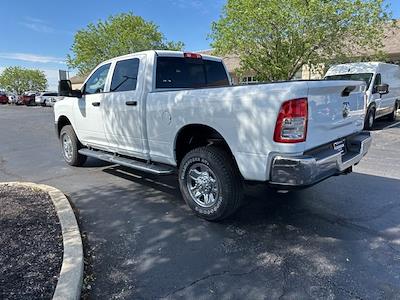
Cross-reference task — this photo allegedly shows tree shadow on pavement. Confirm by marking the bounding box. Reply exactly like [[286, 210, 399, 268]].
[[70, 166, 400, 299]]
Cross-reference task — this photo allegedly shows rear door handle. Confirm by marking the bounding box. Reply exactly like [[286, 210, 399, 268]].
[[125, 100, 137, 106], [92, 102, 100, 107]]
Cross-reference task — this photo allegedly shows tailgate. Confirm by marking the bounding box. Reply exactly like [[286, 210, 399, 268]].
[[306, 80, 366, 149]]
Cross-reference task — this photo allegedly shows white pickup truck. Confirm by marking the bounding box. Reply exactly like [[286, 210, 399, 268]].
[[55, 50, 371, 221]]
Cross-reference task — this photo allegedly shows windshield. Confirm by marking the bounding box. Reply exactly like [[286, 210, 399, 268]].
[[325, 73, 373, 88]]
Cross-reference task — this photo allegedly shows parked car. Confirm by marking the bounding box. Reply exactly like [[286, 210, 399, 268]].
[[7, 93, 18, 104], [55, 50, 371, 221], [16, 95, 24, 105], [325, 62, 400, 129], [47, 95, 64, 107], [21, 91, 38, 106], [35, 91, 58, 106], [0, 92, 8, 104]]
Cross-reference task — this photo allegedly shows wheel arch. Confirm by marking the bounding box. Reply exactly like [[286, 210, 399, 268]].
[[174, 124, 240, 171], [57, 115, 72, 137], [367, 101, 376, 111]]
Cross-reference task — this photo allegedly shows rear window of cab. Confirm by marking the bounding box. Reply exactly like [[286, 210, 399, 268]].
[[156, 57, 229, 89]]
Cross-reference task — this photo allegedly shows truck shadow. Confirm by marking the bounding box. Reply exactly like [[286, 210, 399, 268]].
[[369, 113, 399, 131]]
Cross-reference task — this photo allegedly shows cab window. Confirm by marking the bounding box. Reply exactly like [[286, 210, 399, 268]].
[[155, 57, 229, 89], [84, 64, 111, 94], [110, 58, 140, 92]]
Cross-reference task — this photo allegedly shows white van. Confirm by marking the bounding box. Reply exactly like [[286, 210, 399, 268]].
[[325, 62, 400, 129]]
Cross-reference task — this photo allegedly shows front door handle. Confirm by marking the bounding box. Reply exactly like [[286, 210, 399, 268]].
[[92, 102, 100, 107], [125, 100, 137, 106]]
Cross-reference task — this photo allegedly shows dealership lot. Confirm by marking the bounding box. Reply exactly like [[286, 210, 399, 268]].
[[1, 105, 400, 299]]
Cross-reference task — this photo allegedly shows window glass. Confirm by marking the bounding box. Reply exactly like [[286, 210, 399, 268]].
[[43, 92, 57, 96], [156, 57, 205, 88], [204, 60, 229, 87], [156, 57, 229, 89], [373, 73, 381, 87], [110, 58, 140, 92], [240, 76, 258, 84], [84, 64, 111, 94]]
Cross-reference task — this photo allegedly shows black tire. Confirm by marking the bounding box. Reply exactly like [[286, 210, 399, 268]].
[[28, 99, 35, 106], [387, 102, 398, 122], [59, 125, 87, 166], [364, 107, 375, 130], [178, 146, 243, 221]]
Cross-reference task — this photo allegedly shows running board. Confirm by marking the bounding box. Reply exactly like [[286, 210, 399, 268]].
[[78, 148, 174, 175]]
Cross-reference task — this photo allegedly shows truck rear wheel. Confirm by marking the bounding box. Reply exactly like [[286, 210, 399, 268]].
[[387, 102, 398, 122], [178, 146, 243, 221], [60, 125, 87, 166]]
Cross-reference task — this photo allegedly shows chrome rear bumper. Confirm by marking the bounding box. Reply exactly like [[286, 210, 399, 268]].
[[269, 131, 372, 189]]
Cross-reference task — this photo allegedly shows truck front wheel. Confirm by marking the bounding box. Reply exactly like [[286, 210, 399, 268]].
[[364, 107, 375, 130], [60, 125, 87, 166], [178, 146, 243, 221]]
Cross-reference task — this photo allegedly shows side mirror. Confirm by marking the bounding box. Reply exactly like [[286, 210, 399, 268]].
[[375, 83, 389, 95], [58, 79, 82, 98]]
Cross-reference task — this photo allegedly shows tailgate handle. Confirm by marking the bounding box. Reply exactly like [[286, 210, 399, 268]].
[[92, 102, 100, 107], [341, 86, 356, 97]]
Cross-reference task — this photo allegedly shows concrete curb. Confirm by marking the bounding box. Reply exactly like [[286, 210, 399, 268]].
[[0, 182, 83, 300]]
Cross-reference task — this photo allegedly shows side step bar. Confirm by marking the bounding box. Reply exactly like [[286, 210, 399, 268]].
[[78, 148, 174, 175]]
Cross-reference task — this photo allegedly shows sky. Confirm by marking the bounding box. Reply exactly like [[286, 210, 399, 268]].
[[0, 0, 399, 90]]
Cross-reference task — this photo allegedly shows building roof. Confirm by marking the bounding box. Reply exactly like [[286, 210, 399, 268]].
[[376, 21, 400, 55]]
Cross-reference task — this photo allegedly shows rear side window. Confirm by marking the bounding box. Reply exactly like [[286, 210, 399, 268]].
[[110, 58, 140, 92], [156, 57, 229, 89], [205, 60, 229, 87]]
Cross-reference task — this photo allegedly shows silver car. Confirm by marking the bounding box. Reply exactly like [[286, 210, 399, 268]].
[[35, 91, 58, 107]]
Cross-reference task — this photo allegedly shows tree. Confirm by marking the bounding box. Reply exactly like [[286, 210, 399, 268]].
[[210, 0, 396, 81], [0, 67, 47, 95], [67, 12, 185, 75]]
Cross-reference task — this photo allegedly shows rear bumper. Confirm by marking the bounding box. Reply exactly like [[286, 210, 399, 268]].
[[269, 131, 371, 189]]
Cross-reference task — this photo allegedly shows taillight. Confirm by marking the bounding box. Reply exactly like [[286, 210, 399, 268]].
[[184, 52, 202, 59], [274, 98, 308, 143]]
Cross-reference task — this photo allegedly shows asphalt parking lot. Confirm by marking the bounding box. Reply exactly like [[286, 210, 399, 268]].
[[1, 105, 400, 299]]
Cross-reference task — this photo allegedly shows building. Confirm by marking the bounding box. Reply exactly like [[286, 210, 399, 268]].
[[70, 74, 87, 90]]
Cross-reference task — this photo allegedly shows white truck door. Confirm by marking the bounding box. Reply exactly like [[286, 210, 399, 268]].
[[102, 56, 145, 157], [381, 67, 397, 115], [74, 63, 111, 148]]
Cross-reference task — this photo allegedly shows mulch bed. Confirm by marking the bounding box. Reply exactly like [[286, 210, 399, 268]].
[[0, 185, 63, 300]]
